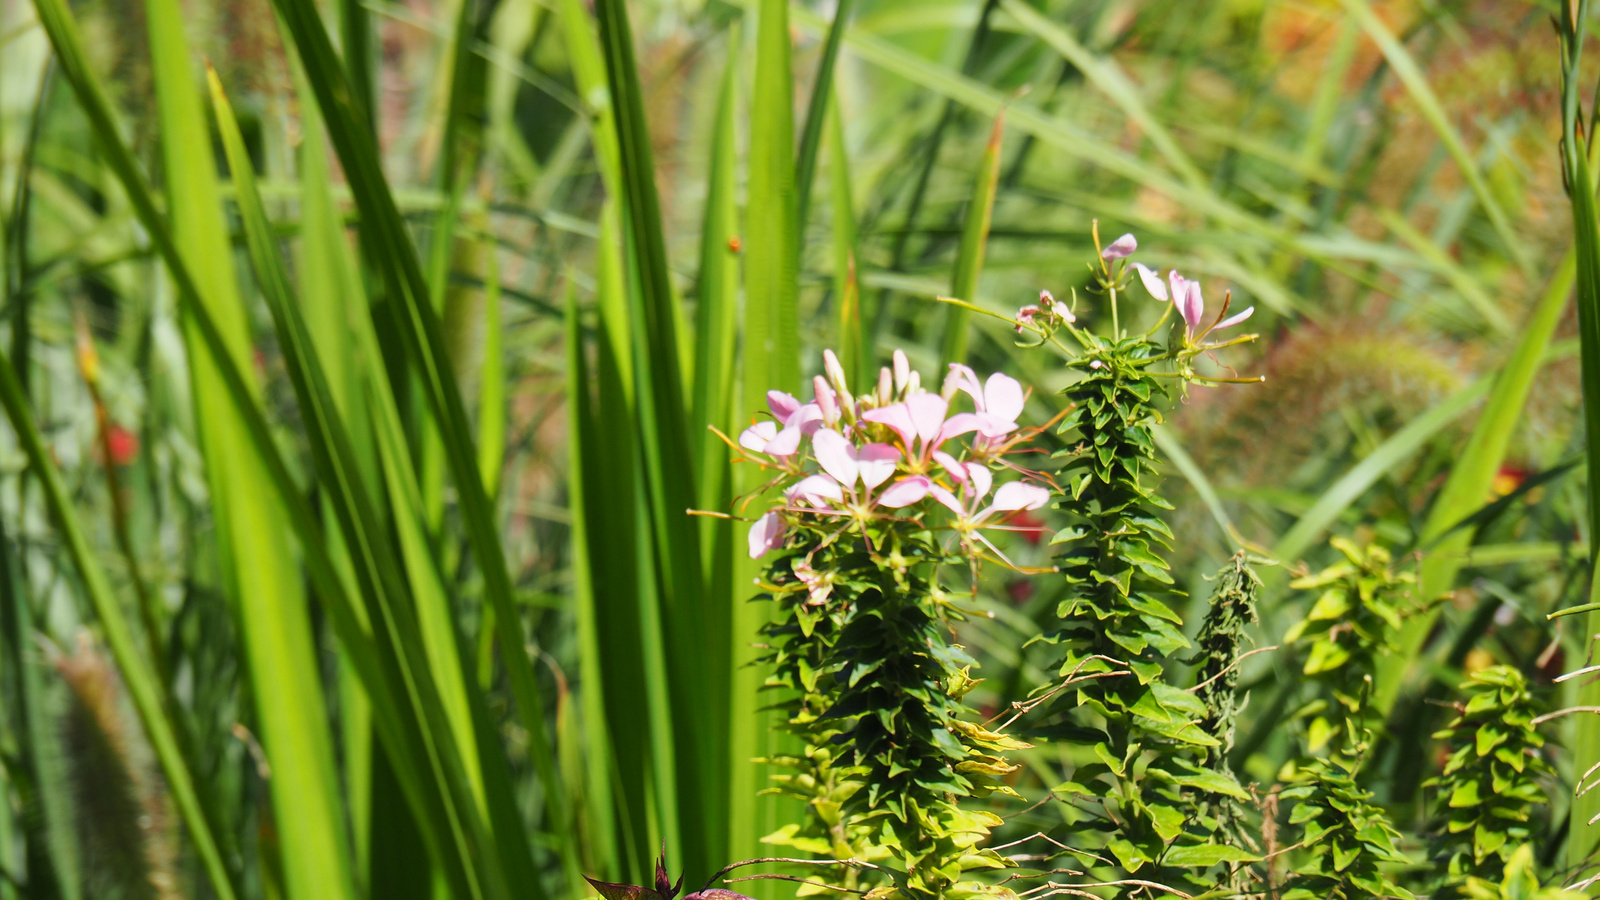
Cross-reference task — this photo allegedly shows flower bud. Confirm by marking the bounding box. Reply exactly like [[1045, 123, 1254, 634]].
[[907, 370, 922, 395], [823, 348, 849, 396], [813, 375, 839, 426], [893, 349, 910, 393], [877, 367, 893, 405]]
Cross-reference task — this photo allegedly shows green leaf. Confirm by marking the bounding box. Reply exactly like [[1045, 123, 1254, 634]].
[[1161, 843, 1261, 868]]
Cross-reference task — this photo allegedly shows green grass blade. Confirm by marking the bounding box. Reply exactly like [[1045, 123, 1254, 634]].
[[478, 231, 505, 499], [1270, 379, 1489, 568], [565, 283, 619, 880], [144, 0, 352, 895], [23, 4, 486, 893], [943, 110, 1003, 363], [1374, 247, 1576, 715], [830, 100, 864, 384], [1150, 424, 1237, 548], [1563, 36, 1600, 856], [208, 69, 516, 900], [0, 342, 237, 900], [795, 0, 855, 237], [590, 0, 729, 881], [264, 1, 576, 885], [1336, 0, 1532, 275]]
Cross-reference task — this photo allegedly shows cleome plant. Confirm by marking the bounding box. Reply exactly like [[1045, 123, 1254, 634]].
[[1425, 665, 1554, 892], [735, 349, 1048, 900]]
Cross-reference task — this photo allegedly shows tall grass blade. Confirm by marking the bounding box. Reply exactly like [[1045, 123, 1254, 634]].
[[731, 0, 806, 870], [830, 101, 863, 383], [795, 0, 855, 237], [1270, 379, 1489, 567], [592, 0, 720, 879], [144, 1, 352, 895], [943, 110, 1003, 363], [1374, 248, 1576, 715], [264, 1, 576, 885], [208, 69, 518, 900]]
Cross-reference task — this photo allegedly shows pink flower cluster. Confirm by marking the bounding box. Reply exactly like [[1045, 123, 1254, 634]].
[[739, 350, 1050, 580]]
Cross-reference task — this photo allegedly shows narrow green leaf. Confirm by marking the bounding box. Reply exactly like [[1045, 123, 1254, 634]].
[[264, 1, 576, 887], [209, 68, 518, 900], [943, 110, 1003, 363], [1271, 379, 1489, 568], [795, 0, 855, 237], [1374, 247, 1576, 715], [145, 0, 350, 895], [828, 99, 864, 384]]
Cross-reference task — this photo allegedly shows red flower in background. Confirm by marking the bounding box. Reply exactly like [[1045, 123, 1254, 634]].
[[106, 424, 139, 467], [1010, 509, 1048, 546]]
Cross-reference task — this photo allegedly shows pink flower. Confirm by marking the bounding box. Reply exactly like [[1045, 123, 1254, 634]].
[[748, 511, 786, 558], [793, 558, 835, 605], [943, 365, 1024, 438], [784, 430, 932, 518], [1101, 233, 1137, 260], [1014, 305, 1042, 334], [861, 393, 982, 468], [1133, 266, 1254, 343], [927, 460, 1051, 566]]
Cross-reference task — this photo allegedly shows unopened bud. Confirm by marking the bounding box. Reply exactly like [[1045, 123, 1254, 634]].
[[813, 375, 839, 425], [823, 349, 849, 396], [907, 370, 922, 395], [892, 349, 910, 393], [877, 367, 893, 405]]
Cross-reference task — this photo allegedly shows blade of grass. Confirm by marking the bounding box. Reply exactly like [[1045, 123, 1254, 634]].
[[829, 98, 864, 384], [942, 109, 1003, 363], [478, 226, 505, 500], [264, 0, 577, 886], [208, 68, 518, 900], [731, 0, 806, 870], [591, 0, 725, 881], [795, 0, 855, 238], [1270, 378, 1490, 568], [1373, 246, 1576, 715], [997, 0, 1204, 190], [26, 2, 494, 892], [144, 0, 354, 895]]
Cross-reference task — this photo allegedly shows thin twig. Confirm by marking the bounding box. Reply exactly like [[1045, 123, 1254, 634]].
[[1186, 645, 1279, 692]]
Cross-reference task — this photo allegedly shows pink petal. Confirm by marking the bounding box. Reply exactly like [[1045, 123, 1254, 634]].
[[1101, 233, 1137, 260], [934, 412, 984, 446], [907, 393, 949, 443], [926, 483, 965, 516], [764, 426, 802, 457], [767, 391, 801, 422], [813, 375, 839, 425], [991, 481, 1050, 512], [933, 450, 965, 482], [1134, 263, 1168, 301], [812, 429, 859, 487], [739, 421, 777, 452], [786, 474, 843, 506], [975, 412, 1020, 439], [748, 511, 785, 558], [1167, 271, 1189, 308], [943, 364, 985, 409], [878, 476, 932, 509], [787, 403, 825, 435], [1179, 281, 1204, 335], [982, 373, 1024, 424], [856, 443, 901, 490], [1214, 305, 1254, 331], [966, 464, 993, 503], [862, 403, 917, 448]]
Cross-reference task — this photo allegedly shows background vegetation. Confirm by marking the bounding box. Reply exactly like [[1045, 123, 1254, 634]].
[[0, 0, 1595, 896]]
